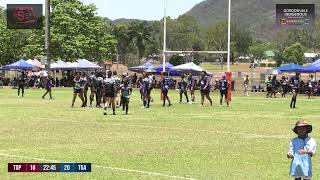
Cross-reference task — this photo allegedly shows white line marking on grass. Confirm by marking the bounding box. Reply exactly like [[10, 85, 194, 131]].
[[0, 153, 196, 180], [30, 117, 289, 139]]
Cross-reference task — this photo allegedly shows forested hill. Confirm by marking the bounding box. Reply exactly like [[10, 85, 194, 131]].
[[185, 0, 318, 39]]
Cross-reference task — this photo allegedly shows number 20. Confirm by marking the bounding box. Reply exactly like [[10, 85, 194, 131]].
[[64, 165, 70, 171]]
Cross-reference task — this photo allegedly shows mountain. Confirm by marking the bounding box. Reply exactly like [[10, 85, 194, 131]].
[[185, 0, 319, 39], [112, 18, 143, 25]]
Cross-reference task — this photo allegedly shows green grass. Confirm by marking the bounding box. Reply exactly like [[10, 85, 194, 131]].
[[0, 87, 319, 179]]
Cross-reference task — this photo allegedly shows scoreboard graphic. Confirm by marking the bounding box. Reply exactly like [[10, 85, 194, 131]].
[[276, 4, 315, 28], [8, 163, 91, 173], [7, 4, 43, 29]]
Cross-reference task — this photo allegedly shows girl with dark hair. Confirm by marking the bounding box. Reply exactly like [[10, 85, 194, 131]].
[[71, 72, 85, 107], [200, 71, 212, 107]]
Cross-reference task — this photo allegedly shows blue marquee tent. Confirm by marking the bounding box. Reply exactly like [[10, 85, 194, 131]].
[[155, 63, 180, 76], [299, 64, 320, 73], [128, 62, 153, 72], [0, 59, 35, 70], [276, 64, 304, 72]]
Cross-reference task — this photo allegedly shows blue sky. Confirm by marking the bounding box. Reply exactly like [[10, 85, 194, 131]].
[[0, 0, 204, 20]]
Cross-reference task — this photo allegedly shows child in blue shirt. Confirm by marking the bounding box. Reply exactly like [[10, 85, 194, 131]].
[[287, 120, 317, 180]]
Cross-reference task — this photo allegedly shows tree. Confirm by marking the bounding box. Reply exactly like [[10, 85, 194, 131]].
[[169, 55, 184, 66], [0, 6, 29, 65], [128, 21, 152, 59], [283, 43, 305, 65], [166, 15, 202, 51], [248, 42, 271, 63], [112, 24, 130, 64]]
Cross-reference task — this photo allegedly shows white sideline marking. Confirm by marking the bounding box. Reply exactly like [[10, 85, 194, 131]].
[[0, 153, 195, 180], [31, 117, 289, 139]]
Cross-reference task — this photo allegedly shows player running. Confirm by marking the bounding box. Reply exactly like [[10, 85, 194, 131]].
[[103, 71, 117, 115], [120, 79, 132, 115], [42, 75, 54, 99], [112, 71, 121, 108], [187, 73, 196, 104]]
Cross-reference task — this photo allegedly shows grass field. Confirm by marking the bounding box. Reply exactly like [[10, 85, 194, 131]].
[[0, 87, 319, 180]]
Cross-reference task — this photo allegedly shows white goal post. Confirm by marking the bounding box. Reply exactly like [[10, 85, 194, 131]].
[[162, 0, 232, 72]]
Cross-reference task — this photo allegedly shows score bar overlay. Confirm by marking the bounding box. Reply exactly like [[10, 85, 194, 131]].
[[8, 163, 91, 172]]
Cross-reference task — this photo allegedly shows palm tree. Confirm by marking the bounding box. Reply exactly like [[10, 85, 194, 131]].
[[128, 21, 152, 59], [112, 24, 130, 64]]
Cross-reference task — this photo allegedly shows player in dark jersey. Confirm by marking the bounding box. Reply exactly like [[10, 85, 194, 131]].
[[95, 74, 104, 108], [271, 75, 279, 98], [88, 72, 97, 107], [138, 76, 144, 102], [160, 72, 172, 106], [179, 74, 189, 103], [280, 76, 289, 97], [200, 71, 213, 106], [71, 72, 85, 107], [81, 72, 89, 107], [42, 75, 54, 99], [112, 71, 121, 108], [103, 71, 117, 115], [187, 73, 196, 103], [142, 72, 153, 108], [289, 73, 300, 108], [120, 79, 132, 114], [265, 76, 272, 98], [218, 74, 230, 107], [17, 71, 28, 97]]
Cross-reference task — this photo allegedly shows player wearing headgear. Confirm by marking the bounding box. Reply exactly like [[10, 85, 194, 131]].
[[179, 74, 189, 103], [17, 71, 28, 97], [120, 78, 132, 114], [187, 73, 196, 103], [112, 71, 121, 108], [71, 72, 85, 107], [161, 72, 172, 106], [265, 76, 272, 98], [218, 74, 230, 107], [88, 72, 97, 107], [42, 74, 54, 99], [200, 71, 213, 106], [103, 71, 117, 115], [289, 73, 300, 108]]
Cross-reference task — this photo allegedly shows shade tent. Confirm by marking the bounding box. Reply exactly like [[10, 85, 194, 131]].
[[76, 59, 101, 70], [154, 63, 180, 76], [312, 59, 320, 66], [299, 64, 320, 73], [128, 62, 154, 72], [0, 59, 35, 70], [26, 59, 45, 69], [171, 62, 208, 76], [145, 67, 157, 73], [276, 64, 304, 72]]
